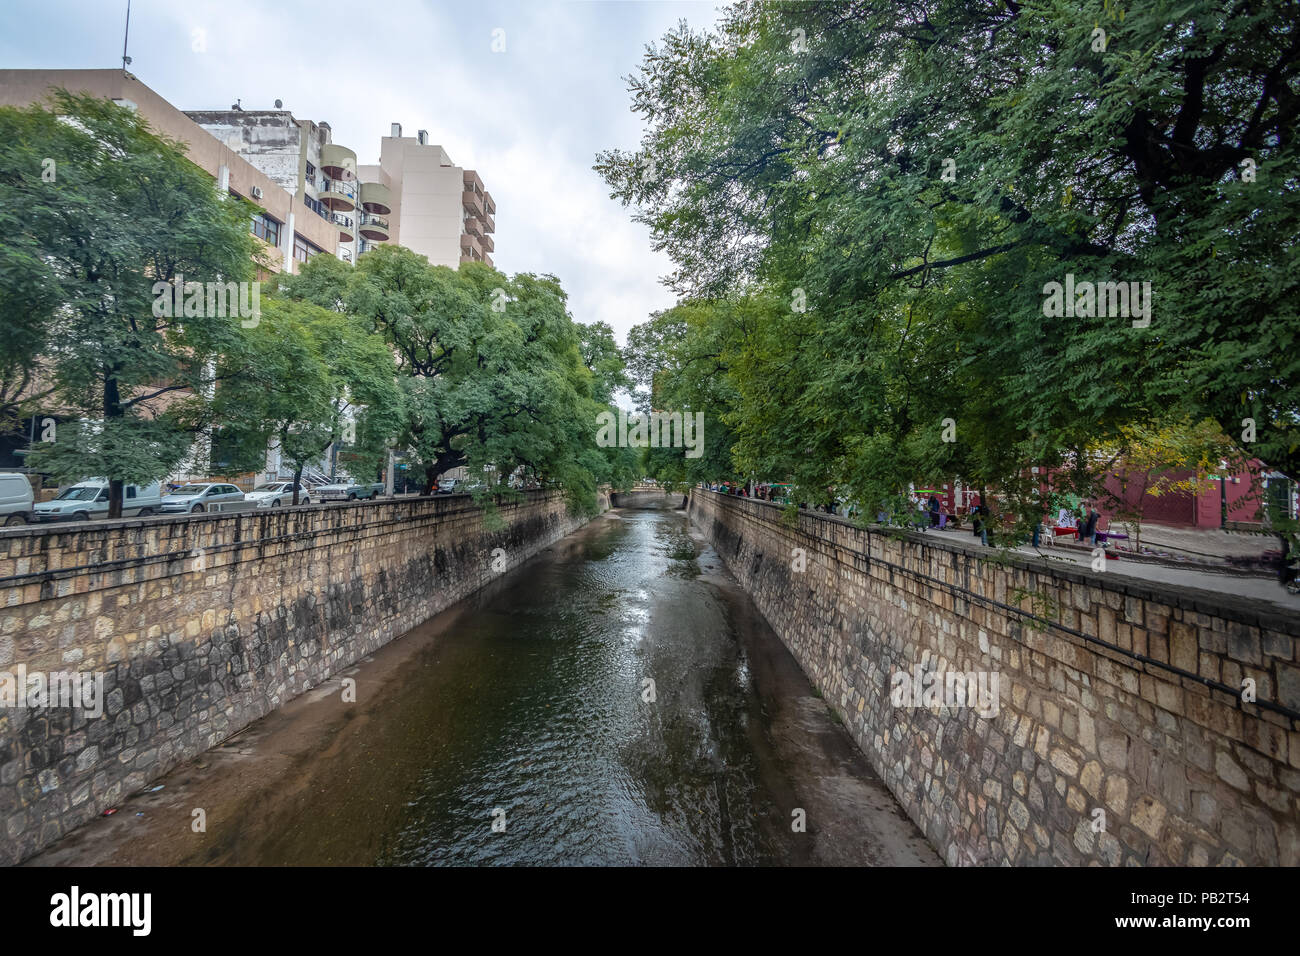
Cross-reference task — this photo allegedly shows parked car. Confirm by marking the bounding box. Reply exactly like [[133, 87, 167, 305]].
[[33, 479, 163, 522], [434, 478, 460, 495], [0, 473, 34, 526], [316, 480, 385, 502], [246, 482, 312, 508], [158, 483, 245, 514]]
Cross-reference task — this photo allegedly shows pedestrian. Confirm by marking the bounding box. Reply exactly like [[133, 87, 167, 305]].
[[972, 501, 989, 546], [1081, 503, 1101, 546], [928, 494, 940, 528]]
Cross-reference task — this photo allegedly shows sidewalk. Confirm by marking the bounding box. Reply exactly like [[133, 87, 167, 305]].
[[1015, 543, 1300, 613], [1123, 522, 1283, 562]]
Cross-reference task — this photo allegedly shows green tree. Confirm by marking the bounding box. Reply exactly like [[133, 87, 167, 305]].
[[286, 246, 609, 512], [597, 0, 1300, 520], [212, 297, 401, 503], [1, 90, 264, 515]]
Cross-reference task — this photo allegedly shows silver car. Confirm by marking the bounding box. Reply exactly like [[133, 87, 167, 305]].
[[246, 482, 312, 508], [159, 483, 245, 514]]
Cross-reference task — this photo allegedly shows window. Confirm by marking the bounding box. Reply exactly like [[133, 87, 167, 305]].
[[305, 161, 316, 182], [251, 212, 281, 246], [126, 487, 136, 499], [294, 233, 323, 264]]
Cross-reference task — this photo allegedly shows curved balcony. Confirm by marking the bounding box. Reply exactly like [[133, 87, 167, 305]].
[[331, 212, 354, 242], [359, 213, 389, 241], [320, 143, 357, 180], [320, 179, 356, 211], [359, 181, 392, 215]]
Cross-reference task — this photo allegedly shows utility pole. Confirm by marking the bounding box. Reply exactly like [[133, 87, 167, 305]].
[[121, 0, 132, 71]]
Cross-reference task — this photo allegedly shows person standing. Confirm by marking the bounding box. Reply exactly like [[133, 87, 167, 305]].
[[972, 501, 987, 545], [929, 494, 940, 528], [1081, 503, 1101, 546]]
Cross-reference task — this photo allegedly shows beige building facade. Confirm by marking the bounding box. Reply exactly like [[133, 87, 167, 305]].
[[0, 69, 495, 272], [0, 69, 343, 276]]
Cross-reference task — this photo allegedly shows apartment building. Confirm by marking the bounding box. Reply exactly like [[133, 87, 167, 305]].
[[0, 69, 342, 277], [0, 70, 496, 273], [187, 112, 495, 270], [184, 108, 395, 265], [364, 125, 496, 268]]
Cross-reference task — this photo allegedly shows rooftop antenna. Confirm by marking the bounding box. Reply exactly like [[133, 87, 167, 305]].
[[121, 0, 133, 70]]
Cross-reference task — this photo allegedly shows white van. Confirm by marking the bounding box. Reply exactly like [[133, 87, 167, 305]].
[[33, 479, 164, 522], [0, 473, 35, 526]]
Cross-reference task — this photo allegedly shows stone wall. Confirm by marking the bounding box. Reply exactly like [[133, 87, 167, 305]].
[[610, 489, 686, 510], [689, 489, 1300, 866], [0, 491, 602, 864]]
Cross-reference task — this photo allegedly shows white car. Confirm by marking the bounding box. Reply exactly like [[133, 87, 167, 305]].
[[34, 480, 163, 522], [246, 482, 311, 507], [159, 483, 245, 514]]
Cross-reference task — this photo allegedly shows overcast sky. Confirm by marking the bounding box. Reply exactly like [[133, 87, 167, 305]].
[[0, 0, 730, 344]]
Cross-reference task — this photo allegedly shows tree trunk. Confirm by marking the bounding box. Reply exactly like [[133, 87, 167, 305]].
[[292, 463, 304, 505], [105, 371, 124, 518]]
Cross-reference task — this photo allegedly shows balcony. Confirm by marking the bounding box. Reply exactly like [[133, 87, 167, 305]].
[[359, 213, 389, 241], [462, 189, 484, 218], [320, 179, 356, 211], [460, 233, 483, 260], [482, 191, 496, 216], [481, 211, 495, 234], [464, 217, 483, 238], [331, 212, 354, 242], [320, 143, 357, 180], [480, 233, 494, 253], [359, 181, 393, 215]]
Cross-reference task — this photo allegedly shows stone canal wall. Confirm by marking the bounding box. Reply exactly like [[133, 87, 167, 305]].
[[689, 489, 1300, 866], [0, 491, 603, 864], [609, 489, 686, 510]]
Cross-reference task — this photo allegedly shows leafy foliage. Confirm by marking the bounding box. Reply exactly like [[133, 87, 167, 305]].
[[600, 0, 1300, 526]]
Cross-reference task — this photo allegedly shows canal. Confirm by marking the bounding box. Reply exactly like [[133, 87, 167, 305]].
[[30, 506, 938, 867]]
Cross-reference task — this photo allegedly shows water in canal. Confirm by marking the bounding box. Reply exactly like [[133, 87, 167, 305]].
[[35, 506, 937, 867]]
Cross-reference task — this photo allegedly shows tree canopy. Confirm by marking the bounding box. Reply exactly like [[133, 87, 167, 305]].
[[599, 0, 1300, 517]]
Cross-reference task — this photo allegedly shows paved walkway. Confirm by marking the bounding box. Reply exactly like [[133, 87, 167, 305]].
[[1120, 522, 1283, 561], [1014, 544, 1300, 612]]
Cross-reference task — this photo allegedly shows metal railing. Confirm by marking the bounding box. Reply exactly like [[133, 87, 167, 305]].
[[322, 179, 356, 200]]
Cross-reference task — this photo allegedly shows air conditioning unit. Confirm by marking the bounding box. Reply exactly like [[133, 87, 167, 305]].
[[251, 185, 263, 199]]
